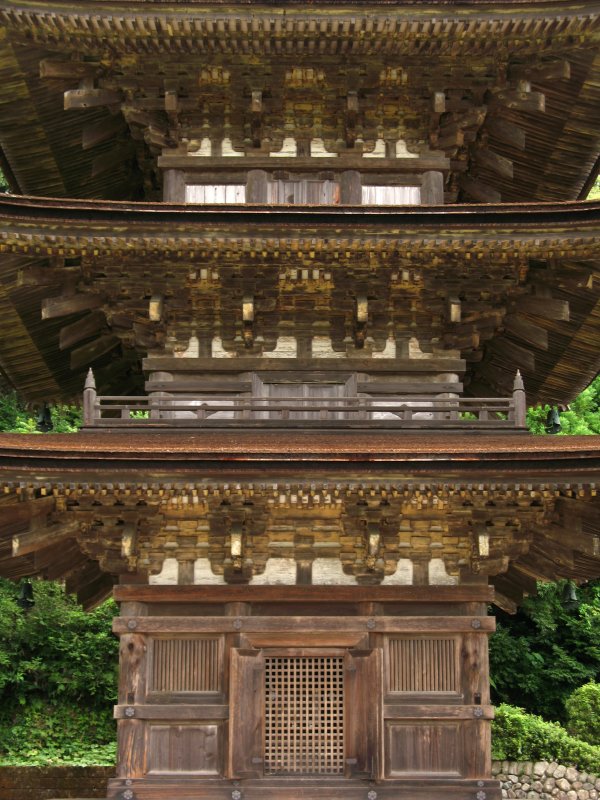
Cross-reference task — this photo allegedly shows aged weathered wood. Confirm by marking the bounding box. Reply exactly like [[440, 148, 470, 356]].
[[59, 310, 108, 350], [41, 294, 103, 320], [114, 586, 495, 604]]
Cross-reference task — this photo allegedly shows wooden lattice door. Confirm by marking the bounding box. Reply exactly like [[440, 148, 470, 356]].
[[229, 647, 382, 782], [264, 655, 345, 776]]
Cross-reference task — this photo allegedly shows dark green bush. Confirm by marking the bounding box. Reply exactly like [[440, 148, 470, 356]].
[[566, 682, 600, 746], [0, 580, 118, 765], [492, 704, 600, 772]]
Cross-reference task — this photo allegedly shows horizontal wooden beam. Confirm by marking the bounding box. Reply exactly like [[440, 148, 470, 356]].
[[42, 293, 103, 320], [474, 147, 513, 180], [113, 615, 495, 634], [460, 176, 501, 204], [114, 704, 229, 720], [0, 496, 56, 538], [82, 115, 127, 150], [142, 357, 466, 373], [485, 117, 526, 150], [40, 59, 99, 80], [114, 584, 494, 603], [59, 309, 108, 350], [384, 705, 494, 720], [64, 88, 122, 110], [514, 296, 570, 321], [503, 314, 549, 350], [508, 59, 570, 83], [488, 89, 545, 113], [70, 334, 120, 371], [158, 153, 451, 174], [12, 519, 80, 558]]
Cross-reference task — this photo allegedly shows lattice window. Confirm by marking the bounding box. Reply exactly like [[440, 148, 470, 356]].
[[264, 656, 344, 775], [388, 638, 458, 693], [151, 638, 221, 693]]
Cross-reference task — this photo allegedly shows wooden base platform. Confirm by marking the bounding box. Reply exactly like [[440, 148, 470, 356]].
[[107, 777, 502, 800]]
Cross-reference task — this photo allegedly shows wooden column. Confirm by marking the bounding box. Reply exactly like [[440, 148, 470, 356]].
[[420, 170, 444, 204], [340, 170, 362, 204], [246, 169, 269, 203], [163, 169, 186, 202]]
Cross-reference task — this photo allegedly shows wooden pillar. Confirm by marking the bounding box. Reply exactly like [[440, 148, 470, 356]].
[[246, 169, 269, 203], [420, 170, 444, 204], [340, 170, 362, 204], [163, 169, 186, 202]]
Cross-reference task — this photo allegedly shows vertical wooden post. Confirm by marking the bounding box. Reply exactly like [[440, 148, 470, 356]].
[[421, 170, 444, 204], [246, 169, 269, 203], [340, 170, 362, 204], [163, 169, 186, 202], [513, 370, 526, 428], [116, 601, 148, 780], [83, 368, 97, 426]]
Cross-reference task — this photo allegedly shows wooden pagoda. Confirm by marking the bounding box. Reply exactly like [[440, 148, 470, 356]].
[[1, 2, 600, 799]]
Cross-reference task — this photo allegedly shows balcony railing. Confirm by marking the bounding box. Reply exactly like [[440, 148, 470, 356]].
[[82, 371, 527, 433]]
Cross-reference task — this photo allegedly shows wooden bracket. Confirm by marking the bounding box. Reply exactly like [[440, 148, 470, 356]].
[[242, 295, 254, 348], [354, 295, 368, 348]]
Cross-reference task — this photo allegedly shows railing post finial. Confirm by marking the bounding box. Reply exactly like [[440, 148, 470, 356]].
[[84, 367, 96, 391], [83, 368, 97, 426], [512, 369, 526, 428]]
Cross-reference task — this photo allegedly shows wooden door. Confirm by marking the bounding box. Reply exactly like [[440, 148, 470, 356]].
[[253, 375, 356, 420], [344, 648, 383, 780]]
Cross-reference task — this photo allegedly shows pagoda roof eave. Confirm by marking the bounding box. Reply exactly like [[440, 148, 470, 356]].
[[1, 194, 600, 256], [0, 430, 599, 474]]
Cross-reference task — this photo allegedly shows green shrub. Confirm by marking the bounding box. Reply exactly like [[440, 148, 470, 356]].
[[566, 682, 600, 746], [492, 704, 600, 772], [0, 703, 116, 766], [0, 580, 118, 766]]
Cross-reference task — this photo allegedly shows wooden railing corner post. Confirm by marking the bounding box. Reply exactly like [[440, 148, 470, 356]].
[[512, 370, 527, 428], [83, 368, 97, 426]]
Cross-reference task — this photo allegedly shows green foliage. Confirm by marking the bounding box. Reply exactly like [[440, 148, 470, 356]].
[[527, 376, 600, 435], [0, 580, 118, 765], [49, 402, 82, 432], [0, 391, 81, 433], [490, 580, 600, 723], [588, 176, 600, 201], [492, 704, 600, 772], [0, 391, 39, 433], [0, 168, 7, 192], [565, 682, 600, 745]]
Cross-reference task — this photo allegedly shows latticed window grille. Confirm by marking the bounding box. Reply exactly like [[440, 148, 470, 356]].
[[264, 656, 344, 775]]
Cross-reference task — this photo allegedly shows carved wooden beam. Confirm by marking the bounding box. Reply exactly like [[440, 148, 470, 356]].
[[82, 115, 127, 150], [484, 117, 526, 150], [460, 175, 501, 203], [0, 497, 56, 538], [503, 314, 549, 350], [40, 59, 99, 80], [42, 293, 103, 320], [508, 59, 570, 83], [91, 143, 134, 178], [513, 296, 570, 321], [64, 88, 122, 110], [70, 334, 121, 371], [487, 88, 545, 114], [474, 147, 514, 180], [59, 309, 108, 350], [12, 519, 80, 558]]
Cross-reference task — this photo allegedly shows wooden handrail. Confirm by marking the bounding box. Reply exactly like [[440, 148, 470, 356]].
[[82, 370, 527, 432]]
